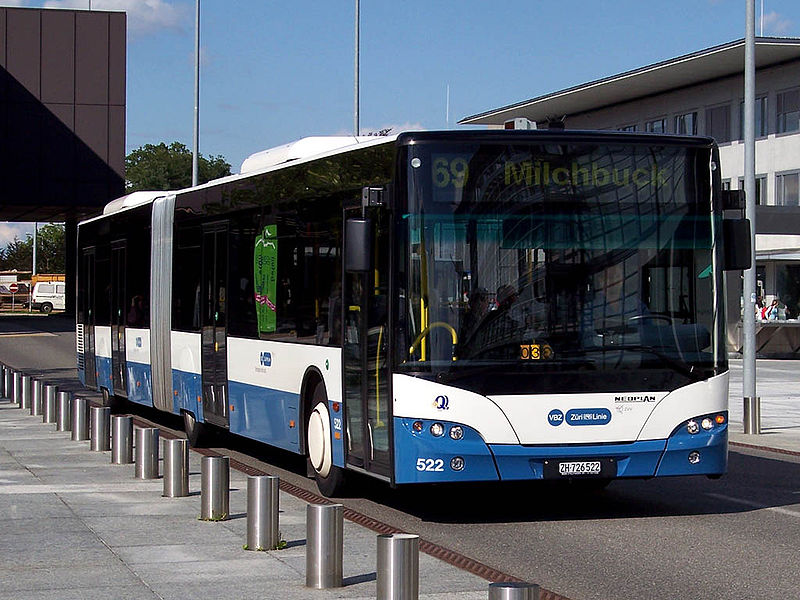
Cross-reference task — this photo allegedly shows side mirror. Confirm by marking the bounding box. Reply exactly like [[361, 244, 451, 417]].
[[722, 218, 752, 271], [345, 218, 372, 272], [721, 189, 745, 210]]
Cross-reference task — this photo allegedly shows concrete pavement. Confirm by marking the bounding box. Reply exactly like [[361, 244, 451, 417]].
[[727, 358, 800, 454], [0, 396, 490, 600]]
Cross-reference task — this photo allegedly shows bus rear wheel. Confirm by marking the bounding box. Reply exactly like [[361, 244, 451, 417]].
[[307, 383, 346, 497], [183, 410, 208, 447]]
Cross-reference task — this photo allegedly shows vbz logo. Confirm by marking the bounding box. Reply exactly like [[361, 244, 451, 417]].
[[548, 409, 564, 426], [434, 395, 449, 410], [259, 352, 272, 367]]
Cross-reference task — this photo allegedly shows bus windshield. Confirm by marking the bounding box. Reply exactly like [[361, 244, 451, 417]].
[[397, 140, 723, 393]]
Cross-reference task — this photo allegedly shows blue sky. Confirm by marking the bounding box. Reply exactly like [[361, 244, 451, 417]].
[[3, 0, 800, 246]]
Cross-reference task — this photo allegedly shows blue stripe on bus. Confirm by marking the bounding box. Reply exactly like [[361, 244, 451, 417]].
[[96, 356, 112, 393], [228, 381, 300, 452], [172, 369, 202, 419], [393, 417, 499, 484], [126, 361, 153, 407], [489, 439, 667, 480], [329, 401, 345, 468], [655, 422, 728, 476]]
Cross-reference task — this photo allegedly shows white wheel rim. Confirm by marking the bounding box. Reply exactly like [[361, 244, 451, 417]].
[[308, 403, 332, 477]]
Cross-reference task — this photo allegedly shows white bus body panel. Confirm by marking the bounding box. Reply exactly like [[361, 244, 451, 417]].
[[392, 374, 519, 444], [171, 331, 201, 375], [638, 371, 729, 439], [94, 326, 111, 359], [125, 328, 151, 366], [226, 338, 343, 402], [394, 371, 729, 446]]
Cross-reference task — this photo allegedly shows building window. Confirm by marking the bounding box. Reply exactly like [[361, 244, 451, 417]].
[[737, 175, 767, 205], [645, 118, 666, 133], [739, 96, 768, 139], [618, 124, 638, 132], [777, 89, 800, 134], [675, 112, 697, 135], [776, 172, 800, 206], [705, 104, 731, 143]]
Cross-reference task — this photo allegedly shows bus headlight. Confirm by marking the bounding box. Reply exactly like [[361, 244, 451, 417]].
[[688, 451, 701, 464], [686, 420, 700, 434], [701, 418, 714, 430], [430, 423, 444, 437], [449, 426, 464, 440], [450, 456, 465, 471]]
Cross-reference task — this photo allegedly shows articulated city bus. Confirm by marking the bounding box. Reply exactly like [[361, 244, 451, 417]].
[[76, 130, 749, 496]]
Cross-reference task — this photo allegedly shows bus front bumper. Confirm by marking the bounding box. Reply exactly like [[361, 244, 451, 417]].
[[393, 416, 728, 484]]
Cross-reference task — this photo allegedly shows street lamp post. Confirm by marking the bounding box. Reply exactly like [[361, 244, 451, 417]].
[[192, 0, 200, 187], [743, 0, 760, 434], [354, 0, 360, 137]]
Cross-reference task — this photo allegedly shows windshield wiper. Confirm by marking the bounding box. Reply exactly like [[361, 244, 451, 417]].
[[567, 345, 704, 380]]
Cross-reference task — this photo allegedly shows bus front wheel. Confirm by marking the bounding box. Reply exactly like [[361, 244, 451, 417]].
[[307, 383, 346, 497]]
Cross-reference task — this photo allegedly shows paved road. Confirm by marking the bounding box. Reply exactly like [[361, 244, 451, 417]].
[[2, 316, 799, 600]]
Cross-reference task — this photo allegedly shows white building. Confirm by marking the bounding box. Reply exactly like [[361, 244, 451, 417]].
[[461, 37, 800, 354]]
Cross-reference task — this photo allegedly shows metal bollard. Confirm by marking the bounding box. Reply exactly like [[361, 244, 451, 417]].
[[56, 391, 72, 431], [163, 438, 189, 497], [0, 364, 5, 399], [1, 366, 9, 400], [200, 455, 229, 521], [90, 406, 111, 451], [111, 415, 133, 464], [31, 379, 44, 416], [12, 371, 22, 405], [488, 582, 540, 600], [134, 427, 160, 479], [43, 385, 58, 423], [71, 397, 89, 441], [744, 396, 762, 435], [20, 374, 32, 410], [306, 503, 343, 589], [377, 533, 420, 600], [246, 475, 280, 551]]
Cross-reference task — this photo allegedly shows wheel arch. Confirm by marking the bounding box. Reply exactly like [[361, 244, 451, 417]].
[[299, 366, 326, 456]]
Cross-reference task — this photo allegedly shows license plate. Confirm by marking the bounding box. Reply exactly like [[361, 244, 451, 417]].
[[558, 461, 601, 476], [543, 458, 616, 479]]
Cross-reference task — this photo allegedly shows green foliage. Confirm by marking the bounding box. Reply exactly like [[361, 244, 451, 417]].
[[0, 224, 65, 273], [125, 142, 232, 192]]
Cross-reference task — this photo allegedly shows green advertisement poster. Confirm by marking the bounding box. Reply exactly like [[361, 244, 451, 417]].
[[254, 224, 278, 334]]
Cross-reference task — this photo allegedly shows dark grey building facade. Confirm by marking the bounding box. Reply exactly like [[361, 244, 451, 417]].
[[0, 7, 125, 223], [0, 7, 126, 316]]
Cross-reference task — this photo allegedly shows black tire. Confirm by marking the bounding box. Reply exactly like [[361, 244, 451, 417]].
[[183, 410, 208, 447], [40, 302, 53, 314], [307, 382, 346, 497]]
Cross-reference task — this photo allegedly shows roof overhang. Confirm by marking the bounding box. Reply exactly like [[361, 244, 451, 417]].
[[460, 38, 800, 126]]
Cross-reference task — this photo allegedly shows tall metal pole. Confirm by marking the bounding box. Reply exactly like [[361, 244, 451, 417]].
[[743, 0, 760, 434], [354, 0, 360, 137], [32, 222, 37, 276], [192, 0, 200, 187]]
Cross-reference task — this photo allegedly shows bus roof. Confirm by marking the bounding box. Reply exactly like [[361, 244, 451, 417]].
[[239, 135, 389, 174], [102, 190, 167, 216]]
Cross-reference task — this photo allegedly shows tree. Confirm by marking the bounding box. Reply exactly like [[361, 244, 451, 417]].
[[0, 223, 65, 273], [125, 142, 232, 192]]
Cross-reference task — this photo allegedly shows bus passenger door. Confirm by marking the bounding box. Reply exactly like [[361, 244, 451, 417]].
[[201, 224, 229, 428], [111, 241, 127, 397], [342, 206, 391, 479], [81, 248, 97, 389]]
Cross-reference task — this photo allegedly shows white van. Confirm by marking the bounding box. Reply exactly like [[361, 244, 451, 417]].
[[30, 281, 65, 313]]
